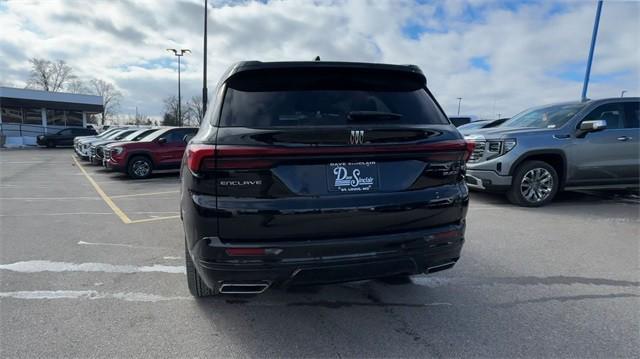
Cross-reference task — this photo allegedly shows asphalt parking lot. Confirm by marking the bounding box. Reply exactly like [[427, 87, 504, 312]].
[[1, 148, 638, 358]]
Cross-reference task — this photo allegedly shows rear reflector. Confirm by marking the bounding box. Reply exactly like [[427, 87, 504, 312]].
[[225, 248, 266, 256]]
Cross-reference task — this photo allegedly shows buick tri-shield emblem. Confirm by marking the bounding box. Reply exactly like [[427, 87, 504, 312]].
[[350, 130, 365, 145]]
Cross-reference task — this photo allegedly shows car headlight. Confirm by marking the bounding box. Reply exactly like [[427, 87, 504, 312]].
[[111, 146, 124, 155], [486, 139, 516, 160]]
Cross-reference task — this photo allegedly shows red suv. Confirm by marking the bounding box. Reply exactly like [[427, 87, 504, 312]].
[[104, 127, 197, 179]]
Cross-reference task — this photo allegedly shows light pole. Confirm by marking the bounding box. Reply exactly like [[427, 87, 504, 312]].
[[581, 0, 603, 102], [202, 0, 208, 117], [456, 97, 462, 115], [621, 90, 627, 98], [167, 48, 191, 126]]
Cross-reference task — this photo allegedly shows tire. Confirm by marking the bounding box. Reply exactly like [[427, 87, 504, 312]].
[[185, 243, 215, 297], [127, 156, 153, 179], [46, 140, 56, 148], [507, 160, 559, 207]]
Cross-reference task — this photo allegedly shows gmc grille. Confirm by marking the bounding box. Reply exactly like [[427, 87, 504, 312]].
[[468, 140, 486, 163]]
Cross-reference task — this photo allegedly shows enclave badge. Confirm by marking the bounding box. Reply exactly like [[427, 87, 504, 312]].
[[350, 130, 365, 145]]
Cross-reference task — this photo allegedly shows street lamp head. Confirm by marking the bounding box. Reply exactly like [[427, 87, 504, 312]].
[[166, 48, 178, 55], [180, 49, 191, 55]]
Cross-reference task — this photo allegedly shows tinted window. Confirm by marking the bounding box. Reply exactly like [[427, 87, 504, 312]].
[[450, 117, 471, 127], [458, 121, 489, 131], [624, 102, 639, 128], [140, 129, 167, 142], [582, 103, 625, 130], [24, 108, 42, 125], [66, 111, 83, 126], [2, 107, 22, 123], [47, 110, 66, 126], [71, 128, 90, 135], [131, 129, 157, 141], [219, 70, 446, 127], [504, 103, 585, 129], [164, 128, 196, 143], [58, 129, 72, 135], [114, 130, 136, 140]]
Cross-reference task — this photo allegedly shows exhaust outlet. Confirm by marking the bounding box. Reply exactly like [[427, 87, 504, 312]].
[[219, 282, 270, 294], [426, 261, 456, 274]]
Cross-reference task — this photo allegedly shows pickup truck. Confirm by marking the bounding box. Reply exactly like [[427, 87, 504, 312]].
[[465, 97, 639, 206]]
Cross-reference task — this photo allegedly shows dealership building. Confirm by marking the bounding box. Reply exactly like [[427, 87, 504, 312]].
[[0, 86, 104, 146]]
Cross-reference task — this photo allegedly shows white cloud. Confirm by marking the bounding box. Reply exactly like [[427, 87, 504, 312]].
[[0, 0, 638, 119]]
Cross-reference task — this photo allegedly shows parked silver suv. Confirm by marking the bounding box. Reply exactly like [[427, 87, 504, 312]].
[[465, 97, 639, 206]]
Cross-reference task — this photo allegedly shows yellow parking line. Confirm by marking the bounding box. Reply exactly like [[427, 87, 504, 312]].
[[72, 156, 132, 224], [110, 191, 179, 199]]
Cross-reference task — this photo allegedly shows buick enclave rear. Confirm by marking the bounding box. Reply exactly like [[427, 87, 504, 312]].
[[180, 61, 473, 296]]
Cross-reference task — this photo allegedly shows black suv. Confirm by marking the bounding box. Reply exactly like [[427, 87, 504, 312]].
[[37, 127, 97, 147], [180, 61, 473, 296]]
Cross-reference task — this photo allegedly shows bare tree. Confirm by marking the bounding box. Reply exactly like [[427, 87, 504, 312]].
[[162, 96, 180, 126], [66, 79, 87, 94], [26, 58, 75, 92], [89, 79, 123, 125], [185, 95, 204, 126]]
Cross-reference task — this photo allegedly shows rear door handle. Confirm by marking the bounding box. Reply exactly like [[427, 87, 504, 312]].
[[617, 136, 632, 141]]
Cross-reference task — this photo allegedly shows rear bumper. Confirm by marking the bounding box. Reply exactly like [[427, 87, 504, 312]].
[[188, 222, 465, 290], [465, 169, 512, 191]]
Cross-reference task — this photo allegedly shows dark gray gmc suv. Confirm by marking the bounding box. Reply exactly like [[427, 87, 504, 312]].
[[465, 98, 639, 206]]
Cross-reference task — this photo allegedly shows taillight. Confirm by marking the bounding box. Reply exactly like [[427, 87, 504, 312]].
[[186, 144, 215, 172], [187, 140, 472, 172], [463, 140, 475, 162]]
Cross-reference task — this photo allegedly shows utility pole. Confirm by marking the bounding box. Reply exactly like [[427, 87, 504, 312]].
[[581, 0, 603, 102], [456, 97, 462, 115], [202, 0, 208, 118], [167, 48, 191, 126]]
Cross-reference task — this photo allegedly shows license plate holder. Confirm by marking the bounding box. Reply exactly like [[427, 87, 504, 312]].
[[327, 161, 379, 193]]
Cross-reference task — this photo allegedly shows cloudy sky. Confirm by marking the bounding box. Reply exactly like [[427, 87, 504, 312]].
[[1, 0, 639, 120]]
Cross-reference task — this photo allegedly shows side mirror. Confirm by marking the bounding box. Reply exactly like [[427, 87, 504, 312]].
[[576, 119, 606, 138], [183, 134, 194, 143], [157, 137, 167, 144]]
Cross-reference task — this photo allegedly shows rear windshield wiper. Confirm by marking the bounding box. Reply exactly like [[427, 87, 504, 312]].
[[347, 111, 403, 121]]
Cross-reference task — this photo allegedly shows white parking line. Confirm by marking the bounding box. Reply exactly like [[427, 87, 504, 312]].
[[0, 197, 101, 200], [0, 290, 191, 302], [0, 212, 113, 217], [0, 260, 185, 274], [78, 241, 172, 250], [110, 191, 179, 199], [0, 161, 72, 164], [0, 211, 179, 217]]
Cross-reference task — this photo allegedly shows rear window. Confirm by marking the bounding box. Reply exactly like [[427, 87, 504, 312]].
[[219, 69, 447, 127]]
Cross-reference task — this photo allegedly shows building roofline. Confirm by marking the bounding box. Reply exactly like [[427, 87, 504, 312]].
[[0, 86, 104, 112], [0, 86, 103, 106]]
